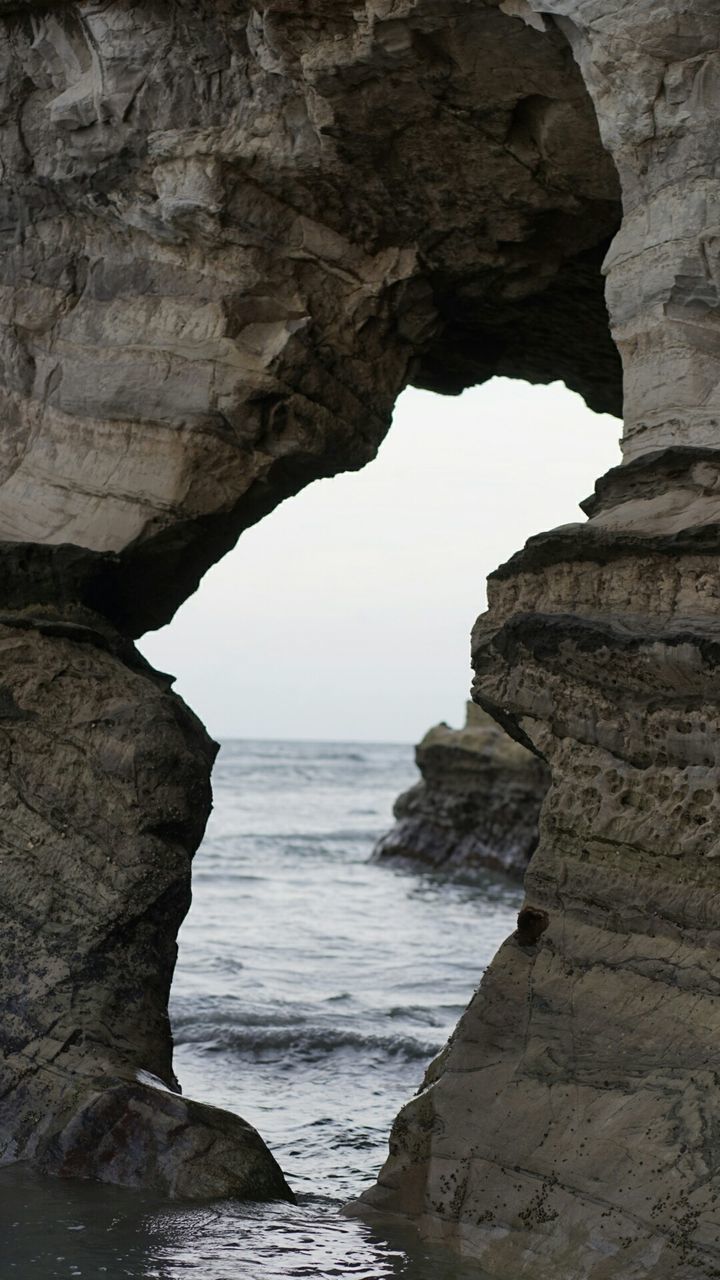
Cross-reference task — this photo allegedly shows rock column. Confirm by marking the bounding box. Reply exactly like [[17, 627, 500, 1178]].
[[358, 5, 720, 1277], [0, 586, 292, 1199]]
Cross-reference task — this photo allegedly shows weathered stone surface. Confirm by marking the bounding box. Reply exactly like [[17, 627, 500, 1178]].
[[0, 0, 620, 631], [358, 596, 720, 1275], [356, 4, 720, 1276], [0, 617, 291, 1201], [373, 702, 549, 878]]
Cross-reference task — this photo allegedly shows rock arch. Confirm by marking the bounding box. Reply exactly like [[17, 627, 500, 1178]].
[[0, 0, 620, 1200], [5, 2, 711, 1273]]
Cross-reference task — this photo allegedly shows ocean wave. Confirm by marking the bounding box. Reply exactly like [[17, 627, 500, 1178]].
[[173, 1021, 442, 1061], [307, 750, 370, 763], [387, 1004, 445, 1027], [172, 1005, 305, 1031], [206, 830, 383, 848]]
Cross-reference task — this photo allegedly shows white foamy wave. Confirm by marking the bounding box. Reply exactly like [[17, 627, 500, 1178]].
[[173, 1021, 443, 1061]]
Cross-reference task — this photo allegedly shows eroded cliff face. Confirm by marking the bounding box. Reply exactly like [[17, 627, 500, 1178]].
[[373, 702, 549, 878], [357, 4, 720, 1277], [0, 0, 623, 1199]]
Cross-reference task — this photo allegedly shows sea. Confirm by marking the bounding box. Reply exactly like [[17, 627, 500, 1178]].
[[2, 739, 524, 1279]]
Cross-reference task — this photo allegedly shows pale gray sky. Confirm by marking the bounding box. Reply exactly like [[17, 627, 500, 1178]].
[[139, 378, 621, 743]]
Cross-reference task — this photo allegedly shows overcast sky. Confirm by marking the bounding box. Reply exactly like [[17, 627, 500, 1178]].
[[138, 378, 621, 744]]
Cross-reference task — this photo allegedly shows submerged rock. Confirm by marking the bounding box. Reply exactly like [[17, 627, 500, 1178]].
[[37, 1083, 292, 1202], [373, 703, 549, 878]]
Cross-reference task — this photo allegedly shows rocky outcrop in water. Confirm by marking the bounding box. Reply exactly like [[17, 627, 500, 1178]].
[[373, 703, 549, 878]]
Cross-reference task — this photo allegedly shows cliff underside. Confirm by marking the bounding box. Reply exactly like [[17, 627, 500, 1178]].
[[4, 1, 720, 1275], [373, 701, 549, 878]]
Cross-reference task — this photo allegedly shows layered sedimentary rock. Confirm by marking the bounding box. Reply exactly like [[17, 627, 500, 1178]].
[[373, 702, 549, 878], [357, 4, 720, 1277], [0, 0, 624, 1196]]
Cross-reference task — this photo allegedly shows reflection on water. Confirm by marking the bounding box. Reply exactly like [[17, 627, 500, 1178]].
[[1, 741, 521, 1279], [1, 1168, 489, 1280]]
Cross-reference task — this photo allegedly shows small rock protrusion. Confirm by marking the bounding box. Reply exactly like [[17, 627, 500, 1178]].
[[515, 905, 550, 946]]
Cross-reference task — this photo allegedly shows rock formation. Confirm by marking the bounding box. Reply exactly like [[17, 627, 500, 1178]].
[[0, 0, 620, 632], [0, 0, 622, 1199], [356, 5, 720, 1277], [3, 0, 719, 1271], [373, 702, 549, 878]]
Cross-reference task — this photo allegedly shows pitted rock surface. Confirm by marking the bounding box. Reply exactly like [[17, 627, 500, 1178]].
[[356, 4, 720, 1277]]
